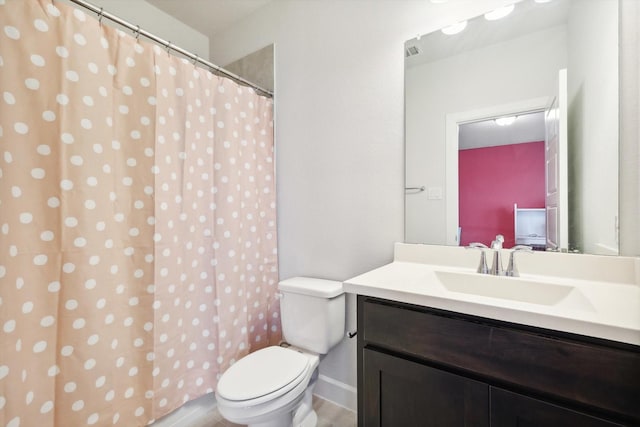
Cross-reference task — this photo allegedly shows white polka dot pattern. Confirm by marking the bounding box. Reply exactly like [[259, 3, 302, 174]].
[[0, 1, 279, 426]]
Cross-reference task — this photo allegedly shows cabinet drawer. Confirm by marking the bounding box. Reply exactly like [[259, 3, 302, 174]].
[[360, 296, 640, 422], [491, 387, 624, 427]]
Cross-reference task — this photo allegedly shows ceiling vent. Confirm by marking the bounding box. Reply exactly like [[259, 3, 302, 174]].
[[405, 45, 420, 57]]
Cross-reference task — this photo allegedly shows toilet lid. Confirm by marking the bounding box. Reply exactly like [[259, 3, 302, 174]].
[[217, 346, 309, 402]]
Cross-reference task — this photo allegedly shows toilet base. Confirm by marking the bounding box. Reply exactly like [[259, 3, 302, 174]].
[[292, 367, 319, 427], [248, 412, 293, 427], [246, 407, 317, 427], [296, 409, 317, 427], [246, 367, 319, 427]]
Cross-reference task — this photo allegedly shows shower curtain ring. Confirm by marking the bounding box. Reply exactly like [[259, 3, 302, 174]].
[[193, 54, 198, 66], [134, 25, 140, 41], [166, 42, 172, 56], [98, 7, 104, 25]]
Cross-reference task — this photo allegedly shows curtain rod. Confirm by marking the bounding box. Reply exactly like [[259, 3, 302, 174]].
[[65, 0, 274, 98]]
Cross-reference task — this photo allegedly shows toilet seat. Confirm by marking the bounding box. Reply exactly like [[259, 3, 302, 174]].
[[216, 346, 310, 406]]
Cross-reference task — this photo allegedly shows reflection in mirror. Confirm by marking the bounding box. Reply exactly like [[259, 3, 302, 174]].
[[458, 111, 546, 249], [404, 0, 619, 255]]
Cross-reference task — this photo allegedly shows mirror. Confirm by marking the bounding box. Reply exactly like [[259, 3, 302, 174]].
[[405, 0, 619, 256]]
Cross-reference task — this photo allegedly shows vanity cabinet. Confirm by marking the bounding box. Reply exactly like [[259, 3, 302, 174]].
[[363, 349, 489, 426], [357, 296, 640, 426], [490, 388, 621, 426]]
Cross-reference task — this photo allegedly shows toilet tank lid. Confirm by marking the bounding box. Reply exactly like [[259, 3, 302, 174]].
[[278, 277, 343, 298]]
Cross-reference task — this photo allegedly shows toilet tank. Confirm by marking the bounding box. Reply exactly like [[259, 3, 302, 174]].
[[278, 277, 345, 354]]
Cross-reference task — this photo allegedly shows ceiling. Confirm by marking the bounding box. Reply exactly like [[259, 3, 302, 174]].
[[406, 0, 570, 68], [146, 0, 272, 37], [459, 111, 546, 150]]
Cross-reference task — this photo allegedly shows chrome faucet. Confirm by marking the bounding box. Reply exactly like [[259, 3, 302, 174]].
[[469, 238, 533, 277], [489, 234, 505, 275], [505, 245, 533, 277], [466, 242, 489, 274]]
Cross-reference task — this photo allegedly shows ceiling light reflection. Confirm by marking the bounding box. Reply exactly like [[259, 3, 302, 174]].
[[441, 21, 468, 35], [484, 4, 515, 21]]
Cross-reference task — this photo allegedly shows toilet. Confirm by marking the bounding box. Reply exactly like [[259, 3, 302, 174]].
[[215, 277, 345, 427]]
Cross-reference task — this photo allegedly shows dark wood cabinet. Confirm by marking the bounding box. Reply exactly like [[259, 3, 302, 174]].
[[490, 388, 623, 427], [357, 296, 640, 427], [363, 348, 489, 426]]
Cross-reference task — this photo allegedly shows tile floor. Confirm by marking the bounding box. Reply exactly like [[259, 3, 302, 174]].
[[200, 396, 356, 427]]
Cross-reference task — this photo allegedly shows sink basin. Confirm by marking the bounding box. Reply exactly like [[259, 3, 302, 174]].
[[435, 270, 589, 307]]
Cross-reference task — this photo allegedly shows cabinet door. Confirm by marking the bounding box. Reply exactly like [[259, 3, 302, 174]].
[[490, 387, 624, 427], [362, 348, 489, 427]]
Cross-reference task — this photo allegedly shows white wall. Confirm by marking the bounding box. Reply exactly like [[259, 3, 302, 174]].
[[60, 0, 210, 61], [208, 0, 509, 406], [567, 1, 619, 255], [405, 25, 567, 245], [620, 0, 640, 257]]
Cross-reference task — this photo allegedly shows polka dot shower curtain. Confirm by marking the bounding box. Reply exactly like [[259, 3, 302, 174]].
[[0, 1, 280, 426]]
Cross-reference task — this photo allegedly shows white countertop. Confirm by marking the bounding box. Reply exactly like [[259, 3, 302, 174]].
[[344, 244, 640, 346]]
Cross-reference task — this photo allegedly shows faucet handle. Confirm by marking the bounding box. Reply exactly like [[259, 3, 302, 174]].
[[466, 242, 489, 274], [505, 245, 533, 277], [467, 242, 488, 249]]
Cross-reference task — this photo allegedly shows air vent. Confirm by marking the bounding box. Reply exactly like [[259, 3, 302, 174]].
[[405, 45, 420, 57]]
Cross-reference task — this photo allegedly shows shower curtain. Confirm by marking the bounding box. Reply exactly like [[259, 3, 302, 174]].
[[0, 1, 280, 426]]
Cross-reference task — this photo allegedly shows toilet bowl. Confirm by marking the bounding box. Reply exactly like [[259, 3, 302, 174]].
[[215, 346, 319, 427], [214, 277, 345, 427]]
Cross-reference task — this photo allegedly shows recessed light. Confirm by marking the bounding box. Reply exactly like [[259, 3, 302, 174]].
[[484, 4, 515, 21], [441, 21, 468, 35], [495, 116, 517, 126]]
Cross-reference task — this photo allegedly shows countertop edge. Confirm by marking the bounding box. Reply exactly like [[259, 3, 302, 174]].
[[343, 279, 640, 347]]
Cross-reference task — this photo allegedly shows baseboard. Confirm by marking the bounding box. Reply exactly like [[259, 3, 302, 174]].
[[149, 393, 216, 427], [313, 374, 358, 412]]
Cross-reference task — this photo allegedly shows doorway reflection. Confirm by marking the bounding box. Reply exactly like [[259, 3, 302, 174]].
[[458, 111, 545, 248]]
